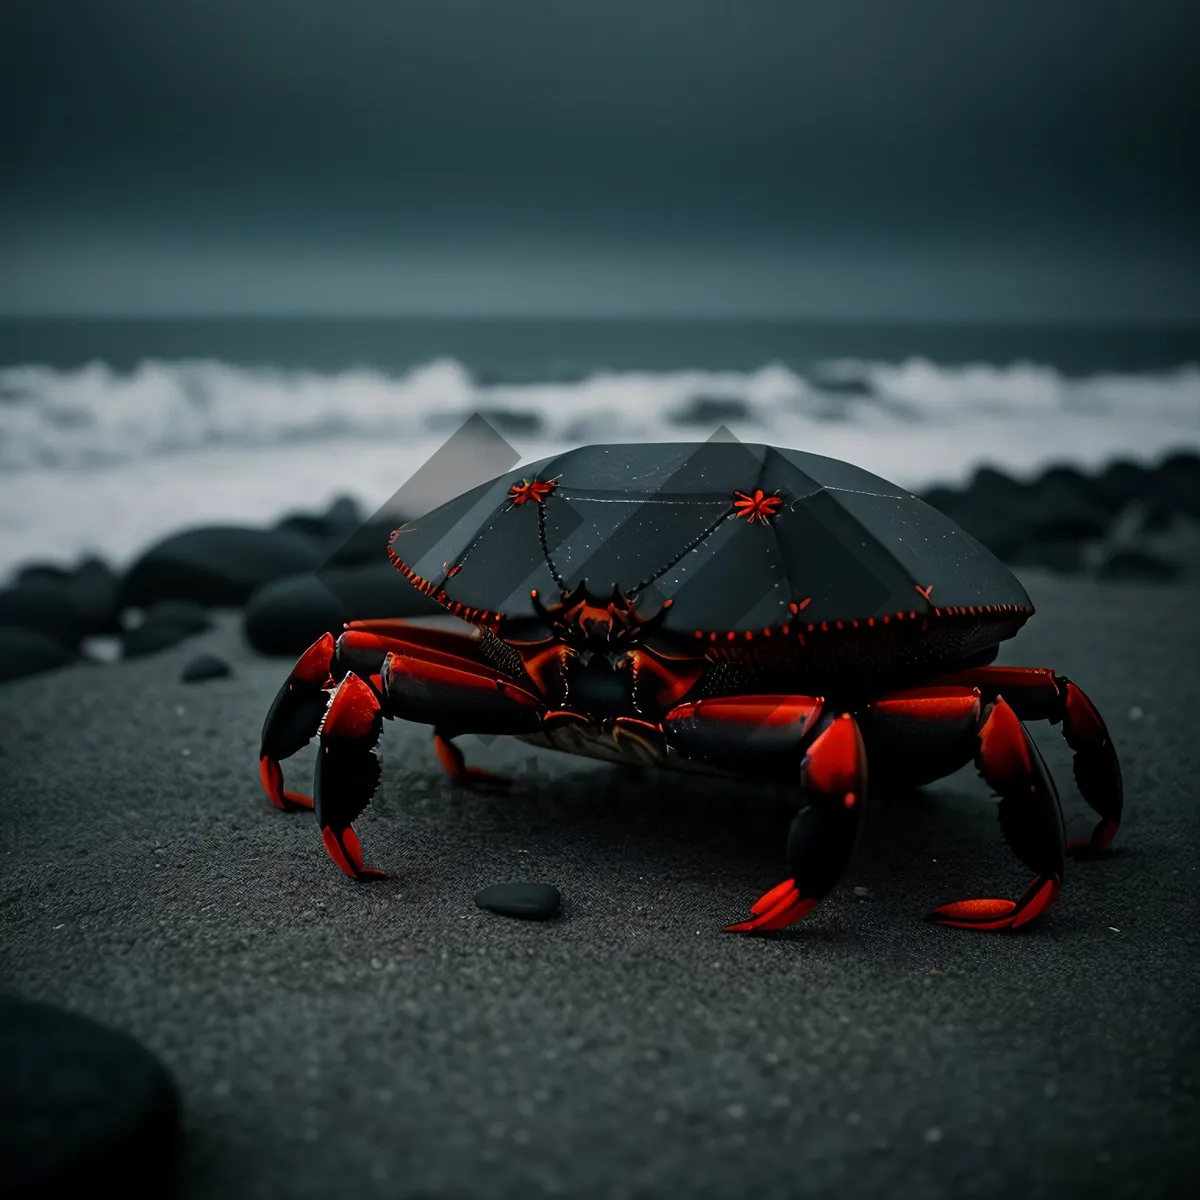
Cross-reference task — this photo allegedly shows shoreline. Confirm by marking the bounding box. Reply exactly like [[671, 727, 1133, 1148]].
[[1, 448, 1198, 683], [2, 568, 1197, 1198]]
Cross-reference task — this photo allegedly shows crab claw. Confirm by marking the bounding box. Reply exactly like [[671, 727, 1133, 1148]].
[[927, 875, 1060, 931], [724, 878, 818, 933]]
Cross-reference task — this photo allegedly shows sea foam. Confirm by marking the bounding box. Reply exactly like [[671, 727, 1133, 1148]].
[[1, 356, 1197, 579]]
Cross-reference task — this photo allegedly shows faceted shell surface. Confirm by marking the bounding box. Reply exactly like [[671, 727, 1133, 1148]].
[[387, 442, 1031, 636]]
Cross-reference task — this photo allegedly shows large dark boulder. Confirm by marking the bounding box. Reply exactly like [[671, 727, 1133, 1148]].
[[117, 526, 325, 609], [244, 562, 443, 655], [1096, 549, 1184, 583], [122, 601, 213, 659], [273, 495, 364, 546], [0, 578, 89, 648], [1093, 459, 1153, 519], [1, 558, 121, 646], [0, 628, 73, 682], [922, 467, 1040, 563], [322, 517, 410, 567], [0, 997, 181, 1200], [1142, 452, 1200, 529]]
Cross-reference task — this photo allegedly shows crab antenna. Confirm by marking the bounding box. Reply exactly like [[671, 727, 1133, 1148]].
[[529, 588, 552, 622], [641, 597, 674, 632]]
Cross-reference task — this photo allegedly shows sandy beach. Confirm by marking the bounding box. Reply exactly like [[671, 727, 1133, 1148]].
[[1, 568, 1197, 1199]]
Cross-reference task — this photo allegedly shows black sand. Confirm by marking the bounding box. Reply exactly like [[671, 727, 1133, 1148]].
[[2, 571, 1198, 1199]]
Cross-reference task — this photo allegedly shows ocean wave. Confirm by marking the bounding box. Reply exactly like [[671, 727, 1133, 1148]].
[[2, 356, 1197, 472], [1, 356, 1198, 578]]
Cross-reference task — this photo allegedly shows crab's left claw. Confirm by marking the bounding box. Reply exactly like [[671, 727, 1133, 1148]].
[[315, 673, 388, 880], [259, 633, 337, 811], [714, 709, 867, 935]]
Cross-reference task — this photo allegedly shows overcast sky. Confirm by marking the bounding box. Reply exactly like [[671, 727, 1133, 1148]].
[[2, 0, 1197, 319]]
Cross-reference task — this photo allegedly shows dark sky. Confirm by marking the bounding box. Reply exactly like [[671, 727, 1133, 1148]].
[[2, 0, 1198, 318]]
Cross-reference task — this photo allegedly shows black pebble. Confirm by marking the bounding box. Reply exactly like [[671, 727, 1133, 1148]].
[[475, 882, 562, 921], [180, 652, 233, 682], [0, 997, 181, 1200]]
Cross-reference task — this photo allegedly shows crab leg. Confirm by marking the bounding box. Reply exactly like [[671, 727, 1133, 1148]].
[[665, 698, 867, 934], [314, 645, 544, 882], [261, 620, 532, 878], [727, 712, 867, 933], [932, 666, 1123, 857], [928, 695, 1067, 930], [310, 647, 544, 878]]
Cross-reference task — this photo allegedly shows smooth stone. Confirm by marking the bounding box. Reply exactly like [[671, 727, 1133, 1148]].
[[0, 577, 89, 647], [180, 652, 233, 682], [122, 601, 213, 659], [475, 882, 562, 921], [117, 526, 326, 609], [66, 557, 122, 634], [243, 563, 443, 655], [323, 517, 412, 566], [0, 997, 180, 1200], [274, 494, 364, 545], [16, 557, 122, 637], [1096, 549, 1183, 583], [0, 627, 73, 682]]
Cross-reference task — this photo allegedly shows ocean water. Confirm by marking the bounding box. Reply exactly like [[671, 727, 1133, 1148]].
[[1, 318, 1198, 583]]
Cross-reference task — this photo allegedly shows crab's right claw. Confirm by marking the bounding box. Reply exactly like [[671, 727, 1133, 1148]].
[[717, 711, 866, 935], [929, 697, 1066, 932], [928, 876, 1060, 931]]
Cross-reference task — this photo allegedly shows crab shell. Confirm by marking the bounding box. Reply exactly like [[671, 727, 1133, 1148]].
[[386, 441, 1032, 691], [259, 441, 1123, 937]]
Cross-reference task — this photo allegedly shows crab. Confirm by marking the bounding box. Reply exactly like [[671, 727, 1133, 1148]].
[[259, 442, 1122, 933]]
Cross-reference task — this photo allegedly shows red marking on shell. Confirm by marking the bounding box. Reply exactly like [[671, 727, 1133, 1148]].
[[508, 478, 557, 506], [732, 489, 784, 523]]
